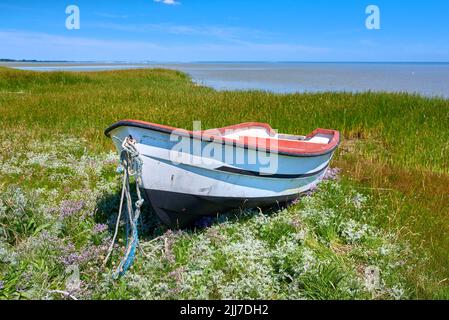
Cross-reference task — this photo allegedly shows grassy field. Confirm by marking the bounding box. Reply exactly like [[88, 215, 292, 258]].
[[0, 67, 448, 299]]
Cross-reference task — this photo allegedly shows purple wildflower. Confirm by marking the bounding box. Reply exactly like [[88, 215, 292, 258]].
[[60, 242, 76, 256], [61, 251, 89, 266], [0, 281, 4, 290], [290, 218, 302, 229], [39, 230, 58, 242], [291, 197, 300, 205], [323, 167, 341, 181], [93, 223, 108, 234], [305, 183, 318, 196], [206, 228, 226, 244], [104, 157, 118, 165], [60, 200, 85, 218], [60, 243, 109, 267], [35, 231, 66, 252]]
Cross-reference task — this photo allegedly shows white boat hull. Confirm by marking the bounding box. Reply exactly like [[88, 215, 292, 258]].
[[106, 121, 339, 227]]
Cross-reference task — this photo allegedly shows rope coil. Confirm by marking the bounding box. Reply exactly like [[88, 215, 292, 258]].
[[103, 135, 144, 278]]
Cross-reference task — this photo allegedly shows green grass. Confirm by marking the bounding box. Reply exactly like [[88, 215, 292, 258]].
[[0, 67, 448, 299]]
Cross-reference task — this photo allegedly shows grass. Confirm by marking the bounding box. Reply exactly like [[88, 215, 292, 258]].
[[0, 67, 448, 299]]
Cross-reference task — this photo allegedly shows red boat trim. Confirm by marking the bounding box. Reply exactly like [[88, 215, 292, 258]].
[[105, 119, 340, 157]]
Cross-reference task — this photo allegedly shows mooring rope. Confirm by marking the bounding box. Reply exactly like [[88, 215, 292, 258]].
[[103, 135, 144, 278]]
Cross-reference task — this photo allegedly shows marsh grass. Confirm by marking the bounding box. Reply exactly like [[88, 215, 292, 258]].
[[1, 67, 447, 171], [0, 67, 448, 299]]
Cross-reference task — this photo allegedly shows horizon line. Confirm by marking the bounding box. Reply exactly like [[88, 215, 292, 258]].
[[2, 59, 449, 64]]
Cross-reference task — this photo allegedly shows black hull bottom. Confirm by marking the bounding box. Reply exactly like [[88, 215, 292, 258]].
[[143, 189, 300, 228]]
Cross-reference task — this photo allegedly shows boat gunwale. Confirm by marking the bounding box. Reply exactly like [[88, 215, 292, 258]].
[[105, 119, 340, 157]]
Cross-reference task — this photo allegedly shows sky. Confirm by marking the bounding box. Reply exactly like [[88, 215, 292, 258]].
[[0, 0, 448, 62]]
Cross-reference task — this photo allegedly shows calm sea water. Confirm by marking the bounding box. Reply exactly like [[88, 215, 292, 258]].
[[6, 62, 449, 98]]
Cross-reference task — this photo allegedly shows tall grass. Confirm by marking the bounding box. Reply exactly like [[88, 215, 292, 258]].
[[0, 67, 447, 172], [0, 67, 448, 299]]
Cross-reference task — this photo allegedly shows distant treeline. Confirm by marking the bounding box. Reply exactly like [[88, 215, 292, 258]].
[[0, 59, 70, 62]]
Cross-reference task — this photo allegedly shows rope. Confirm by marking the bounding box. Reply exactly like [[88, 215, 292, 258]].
[[103, 135, 144, 278]]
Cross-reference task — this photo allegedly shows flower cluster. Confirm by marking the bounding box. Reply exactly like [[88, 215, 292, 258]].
[[60, 200, 85, 218], [93, 223, 108, 234], [60, 242, 109, 267], [323, 167, 341, 181], [0, 132, 413, 300]]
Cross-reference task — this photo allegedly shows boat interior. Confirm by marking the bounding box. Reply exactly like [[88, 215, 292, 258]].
[[204, 122, 335, 145]]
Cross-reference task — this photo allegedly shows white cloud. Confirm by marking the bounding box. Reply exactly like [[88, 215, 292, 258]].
[[154, 0, 180, 5]]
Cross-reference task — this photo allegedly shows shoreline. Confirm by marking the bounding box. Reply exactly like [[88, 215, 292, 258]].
[[2, 62, 449, 98]]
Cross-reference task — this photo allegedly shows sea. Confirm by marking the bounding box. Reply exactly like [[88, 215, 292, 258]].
[[3, 62, 449, 98]]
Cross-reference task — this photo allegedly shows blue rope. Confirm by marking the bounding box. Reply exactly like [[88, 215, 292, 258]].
[[118, 221, 138, 276], [110, 136, 144, 279]]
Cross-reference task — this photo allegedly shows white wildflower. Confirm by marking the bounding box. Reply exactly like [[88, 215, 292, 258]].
[[390, 284, 406, 300], [341, 219, 370, 243]]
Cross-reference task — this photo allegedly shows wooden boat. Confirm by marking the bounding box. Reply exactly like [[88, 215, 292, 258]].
[[105, 120, 340, 227]]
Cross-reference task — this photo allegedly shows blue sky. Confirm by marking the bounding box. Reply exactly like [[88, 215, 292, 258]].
[[0, 0, 448, 62]]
